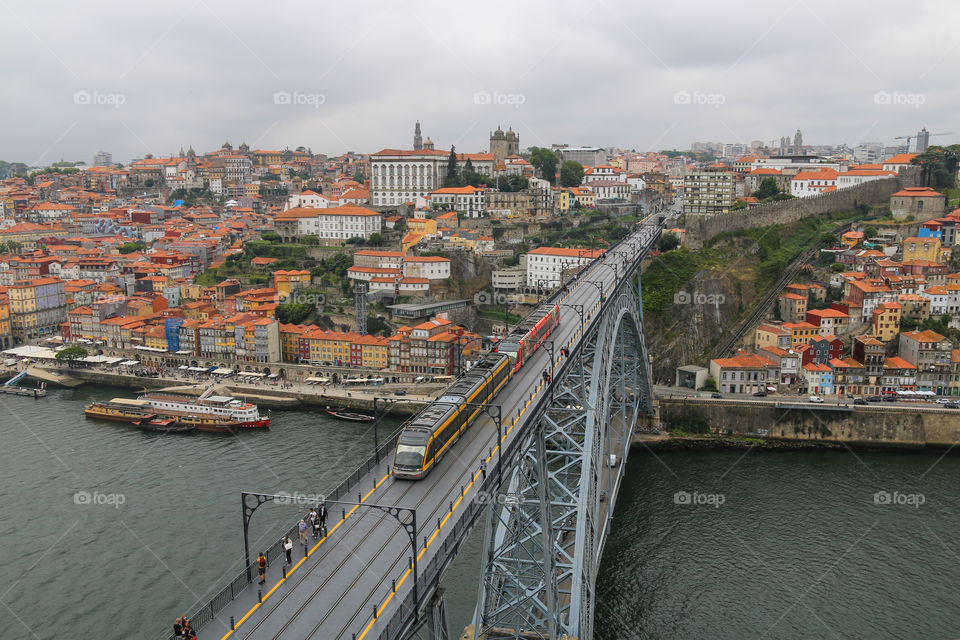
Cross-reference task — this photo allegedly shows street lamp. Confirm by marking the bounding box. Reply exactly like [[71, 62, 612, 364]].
[[559, 303, 585, 334], [537, 279, 548, 303], [240, 492, 420, 614], [586, 280, 606, 302], [458, 402, 503, 488]]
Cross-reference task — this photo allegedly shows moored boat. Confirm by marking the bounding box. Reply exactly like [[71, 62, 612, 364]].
[[138, 389, 270, 430], [325, 407, 375, 422]]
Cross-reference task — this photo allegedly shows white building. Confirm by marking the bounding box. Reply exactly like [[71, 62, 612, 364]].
[[274, 204, 382, 243], [370, 149, 495, 207], [791, 169, 838, 197], [835, 169, 897, 189], [285, 190, 336, 210], [525, 247, 605, 288], [584, 180, 631, 201], [430, 185, 486, 218], [403, 256, 451, 280]]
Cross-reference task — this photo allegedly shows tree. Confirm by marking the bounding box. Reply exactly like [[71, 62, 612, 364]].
[[529, 147, 560, 184], [864, 225, 878, 238], [831, 263, 846, 273], [55, 346, 88, 362], [730, 199, 747, 211], [261, 231, 281, 243], [753, 177, 780, 200], [118, 241, 145, 254], [367, 233, 382, 246], [659, 232, 680, 252], [444, 146, 459, 187], [912, 145, 960, 188], [559, 161, 584, 187], [301, 235, 319, 246], [393, 219, 406, 232], [275, 303, 312, 324]]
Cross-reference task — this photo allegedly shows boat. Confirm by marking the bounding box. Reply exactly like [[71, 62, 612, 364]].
[[325, 408, 375, 422], [85, 400, 155, 424], [138, 417, 196, 434], [138, 388, 270, 431]]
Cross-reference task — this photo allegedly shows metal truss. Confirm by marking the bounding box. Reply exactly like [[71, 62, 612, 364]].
[[474, 275, 653, 640]]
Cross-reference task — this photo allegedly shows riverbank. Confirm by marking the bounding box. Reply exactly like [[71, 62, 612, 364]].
[[18, 365, 435, 414], [634, 432, 861, 451]]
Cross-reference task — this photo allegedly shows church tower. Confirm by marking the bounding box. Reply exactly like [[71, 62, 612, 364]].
[[489, 125, 518, 165], [414, 121, 423, 151], [793, 129, 803, 155]]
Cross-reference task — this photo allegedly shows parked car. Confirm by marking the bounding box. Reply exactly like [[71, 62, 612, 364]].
[[866, 395, 883, 402], [808, 395, 824, 403], [710, 392, 723, 399], [394, 389, 407, 396], [936, 397, 952, 404], [947, 403, 960, 409], [853, 398, 867, 405], [753, 391, 767, 397], [883, 395, 898, 402]]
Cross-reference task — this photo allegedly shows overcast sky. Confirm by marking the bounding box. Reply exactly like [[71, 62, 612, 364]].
[[1, 0, 956, 164]]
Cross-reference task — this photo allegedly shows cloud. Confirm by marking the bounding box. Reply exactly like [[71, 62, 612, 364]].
[[0, 0, 956, 163]]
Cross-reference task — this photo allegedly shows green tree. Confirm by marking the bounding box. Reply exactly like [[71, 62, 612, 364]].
[[55, 346, 88, 362], [444, 146, 460, 187], [393, 219, 406, 232], [730, 199, 747, 211], [275, 303, 313, 324], [367, 233, 382, 246], [301, 235, 319, 246], [529, 147, 560, 184], [831, 263, 846, 273], [912, 145, 960, 188], [659, 232, 680, 252], [864, 225, 878, 237], [753, 177, 780, 200], [118, 241, 145, 254], [559, 161, 584, 187], [261, 231, 281, 243]]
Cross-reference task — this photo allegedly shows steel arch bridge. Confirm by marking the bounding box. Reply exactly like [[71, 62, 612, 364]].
[[471, 266, 653, 640]]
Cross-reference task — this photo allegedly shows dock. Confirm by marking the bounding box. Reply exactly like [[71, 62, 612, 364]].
[[0, 385, 46, 398]]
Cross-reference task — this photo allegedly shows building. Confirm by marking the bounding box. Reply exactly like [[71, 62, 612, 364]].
[[755, 324, 792, 350], [8, 277, 67, 341], [790, 169, 838, 197], [430, 185, 486, 218], [525, 247, 605, 289], [801, 362, 833, 395], [489, 127, 520, 165], [709, 353, 776, 395], [889, 187, 946, 221], [806, 308, 849, 337], [903, 236, 947, 264], [898, 329, 952, 394], [558, 147, 605, 168], [778, 293, 808, 322], [273, 270, 311, 300], [93, 150, 113, 167], [402, 256, 451, 281], [370, 149, 494, 207], [274, 204, 382, 244], [682, 168, 735, 215]]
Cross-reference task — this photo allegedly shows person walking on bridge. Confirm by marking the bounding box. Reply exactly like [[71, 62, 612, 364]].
[[298, 518, 308, 544], [257, 552, 267, 584], [318, 502, 328, 534], [480, 459, 487, 480], [283, 535, 294, 564]]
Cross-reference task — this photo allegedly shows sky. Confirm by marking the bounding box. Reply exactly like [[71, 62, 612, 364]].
[[1, 0, 957, 165]]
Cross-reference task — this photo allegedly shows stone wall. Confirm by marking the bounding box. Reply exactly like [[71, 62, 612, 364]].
[[684, 168, 921, 249], [660, 398, 960, 447]]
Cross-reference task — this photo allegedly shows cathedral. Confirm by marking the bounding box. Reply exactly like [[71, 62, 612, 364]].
[[489, 126, 519, 165]]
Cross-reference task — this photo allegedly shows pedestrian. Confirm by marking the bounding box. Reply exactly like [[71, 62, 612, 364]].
[[308, 507, 317, 526], [257, 552, 267, 584], [318, 502, 327, 532], [298, 518, 308, 544], [181, 618, 192, 638], [283, 535, 294, 564], [480, 459, 487, 480], [173, 617, 183, 636]]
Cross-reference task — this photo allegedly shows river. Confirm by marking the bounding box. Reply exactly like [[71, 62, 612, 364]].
[[1, 388, 958, 639]]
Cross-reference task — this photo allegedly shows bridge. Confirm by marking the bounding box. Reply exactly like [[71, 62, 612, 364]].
[[184, 218, 662, 640]]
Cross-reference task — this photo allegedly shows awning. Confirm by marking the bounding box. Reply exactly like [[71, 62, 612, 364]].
[[306, 377, 330, 383], [268, 373, 278, 378], [187, 366, 207, 372], [178, 365, 189, 370], [211, 368, 234, 375]]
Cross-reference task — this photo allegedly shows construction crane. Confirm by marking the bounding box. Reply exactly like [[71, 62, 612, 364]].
[[894, 130, 955, 153]]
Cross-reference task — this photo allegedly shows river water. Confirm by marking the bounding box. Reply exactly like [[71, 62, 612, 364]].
[[1, 388, 958, 639]]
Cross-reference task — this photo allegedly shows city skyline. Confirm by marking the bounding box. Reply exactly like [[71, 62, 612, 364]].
[[0, 0, 956, 163]]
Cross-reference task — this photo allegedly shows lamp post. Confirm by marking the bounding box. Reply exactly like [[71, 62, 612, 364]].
[[458, 402, 503, 488], [537, 279, 548, 303], [586, 280, 606, 303], [372, 396, 401, 463], [559, 302, 585, 334], [240, 492, 421, 613]]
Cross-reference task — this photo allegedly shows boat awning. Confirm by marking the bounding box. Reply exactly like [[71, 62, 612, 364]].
[[211, 368, 234, 375]]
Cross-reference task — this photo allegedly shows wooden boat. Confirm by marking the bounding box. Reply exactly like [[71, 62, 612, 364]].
[[326, 408, 375, 422]]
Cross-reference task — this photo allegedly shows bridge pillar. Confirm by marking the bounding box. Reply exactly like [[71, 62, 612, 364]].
[[403, 588, 449, 640]]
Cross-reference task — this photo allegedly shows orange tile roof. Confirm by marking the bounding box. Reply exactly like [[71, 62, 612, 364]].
[[884, 356, 916, 369], [891, 187, 942, 197]]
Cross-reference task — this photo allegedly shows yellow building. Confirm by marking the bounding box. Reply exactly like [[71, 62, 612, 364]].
[[356, 335, 389, 368], [778, 293, 808, 323], [871, 301, 901, 342], [143, 325, 168, 351], [555, 189, 571, 213], [273, 270, 311, 300], [402, 232, 424, 253], [407, 214, 438, 237], [8, 277, 67, 341], [782, 321, 819, 346], [903, 236, 947, 264], [0, 292, 12, 348]]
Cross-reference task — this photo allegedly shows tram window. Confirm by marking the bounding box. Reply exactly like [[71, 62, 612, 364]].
[[395, 445, 426, 467]]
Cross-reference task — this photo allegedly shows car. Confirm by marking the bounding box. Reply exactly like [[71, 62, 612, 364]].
[[853, 398, 867, 405], [710, 392, 723, 399], [936, 398, 952, 404], [866, 395, 883, 402], [947, 403, 960, 409], [753, 391, 767, 397], [394, 389, 407, 396], [808, 395, 824, 403], [883, 395, 898, 402]]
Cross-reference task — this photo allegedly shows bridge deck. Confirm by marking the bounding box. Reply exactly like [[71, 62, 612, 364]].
[[192, 223, 661, 640]]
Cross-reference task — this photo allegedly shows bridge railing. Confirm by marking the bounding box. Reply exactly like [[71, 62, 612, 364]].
[[165, 425, 404, 640]]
